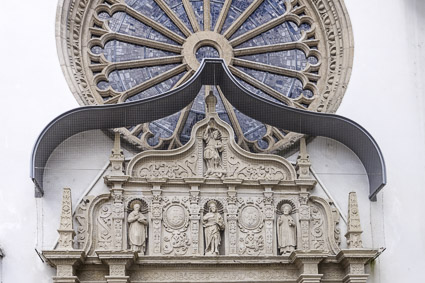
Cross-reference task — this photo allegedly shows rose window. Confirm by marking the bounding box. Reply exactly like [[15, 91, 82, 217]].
[[58, 0, 353, 153]]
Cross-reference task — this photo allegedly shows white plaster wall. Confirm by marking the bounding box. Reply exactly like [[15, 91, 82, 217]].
[[0, 0, 424, 282], [341, 0, 425, 281]]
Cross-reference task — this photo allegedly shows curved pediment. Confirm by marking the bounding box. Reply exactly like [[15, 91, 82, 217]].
[[126, 94, 297, 184]]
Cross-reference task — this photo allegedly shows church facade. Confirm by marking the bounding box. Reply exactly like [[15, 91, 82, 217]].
[[0, 0, 424, 282]]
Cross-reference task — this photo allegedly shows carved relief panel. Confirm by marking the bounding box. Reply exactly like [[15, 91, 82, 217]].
[[162, 198, 191, 255], [237, 200, 265, 256], [96, 202, 113, 251]]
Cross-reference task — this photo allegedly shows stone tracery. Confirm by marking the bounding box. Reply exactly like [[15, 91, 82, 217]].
[[57, 0, 354, 153]]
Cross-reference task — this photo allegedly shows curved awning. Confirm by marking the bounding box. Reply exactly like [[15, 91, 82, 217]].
[[31, 59, 386, 200]]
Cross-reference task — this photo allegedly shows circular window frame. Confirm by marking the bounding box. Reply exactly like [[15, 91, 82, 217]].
[[56, 0, 354, 153]]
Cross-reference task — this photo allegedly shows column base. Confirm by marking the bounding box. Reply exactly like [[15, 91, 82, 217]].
[[105, 275, 130, 283], [53, 276, 80, 283], [343, 274, 369, 283], [297, 274, 323, 283]]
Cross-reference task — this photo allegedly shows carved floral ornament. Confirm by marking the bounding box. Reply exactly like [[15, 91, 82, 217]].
[[56, 0, 353, 153]]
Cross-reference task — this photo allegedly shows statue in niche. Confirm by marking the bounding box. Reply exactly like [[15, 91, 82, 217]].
[[277, 204, 297, 254], [203, 200, 225, 255], [203, 124, 225, 177], [128, 202, 148, 253]]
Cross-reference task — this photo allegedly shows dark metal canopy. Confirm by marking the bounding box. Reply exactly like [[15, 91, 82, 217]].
[[31, 59, 386, 200]]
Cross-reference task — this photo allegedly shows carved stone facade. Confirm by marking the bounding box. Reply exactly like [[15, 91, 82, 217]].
[[43, 99, 379, 283]]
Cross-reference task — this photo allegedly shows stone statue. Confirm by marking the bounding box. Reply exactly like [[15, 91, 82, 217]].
[[277, 204, 296, 254], [128, 202, 148, 253], [203, 200, 225, 255], [203, 124, 224, 177]]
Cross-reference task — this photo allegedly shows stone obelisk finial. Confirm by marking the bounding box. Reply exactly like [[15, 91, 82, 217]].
[[109, 132, 125, 176], [57, 188, 75, 250], [296, 137, 311, 179], [345, 192, 363, 249]]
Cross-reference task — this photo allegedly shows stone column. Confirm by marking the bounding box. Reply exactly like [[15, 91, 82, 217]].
[[104, 133, 129, 251], [97, 251, 137, 283], [298, 192, 311, 251], [186, 180, 203, 255], [104, 177, 129, 251], [224, 181, 241, 255], [110, 185, 126, 251], [150, 183, 164, 255], [290, 251, 325, 283], [261, 184, 276, 255]]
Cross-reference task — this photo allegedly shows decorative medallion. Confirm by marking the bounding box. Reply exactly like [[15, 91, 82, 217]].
[[163, 203, 188, 230], [57, 0, 353, 153], [239, 205, 263, 230]]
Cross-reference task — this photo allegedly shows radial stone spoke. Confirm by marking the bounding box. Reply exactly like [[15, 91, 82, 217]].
[[174, 69, 195, 88], [232, 58, 319, 86], [154, 0, 192, 37], [229, 65, 293, 106], [92, 56, 184, 74], [204, 0, 211, 31], [223, 0, 265, 39], [118, 64, 188, 102], [166, 70, 195, 149], [182, 0, 200, 32], [114, 4, 186, 44], [234, 41, 313, 57], [230, 13, 293, 47], [216, 86, 250, 151], [214, 0, 232, 33], [101, 33, 183, 53]]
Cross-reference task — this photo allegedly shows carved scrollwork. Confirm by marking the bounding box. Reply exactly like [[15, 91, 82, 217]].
[[97, 203, 113, 250], [228, 157, 288, 181], [239, 165, 286, 181], [328, 200, 341, 246], [139, 162, 190, 179], [310, 205, 326, 251], [75, 196, 94, 250], [163, 231, 191, 255]]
